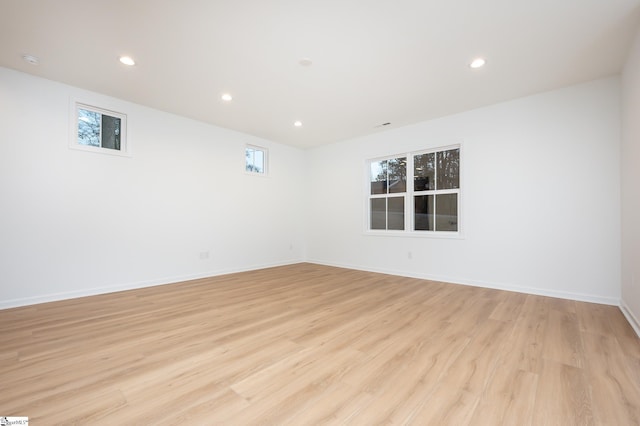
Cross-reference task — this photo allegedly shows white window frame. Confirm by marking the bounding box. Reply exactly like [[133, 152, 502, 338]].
[[69, 101, 129, 157], [245, 144, 268, 176], [365, 144, 462, 238]]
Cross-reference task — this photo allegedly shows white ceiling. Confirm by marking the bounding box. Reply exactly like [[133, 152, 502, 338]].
[[1, 0, 639, 148]]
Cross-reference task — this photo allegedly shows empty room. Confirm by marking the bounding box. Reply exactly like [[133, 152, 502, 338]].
[[1, 0, 640, 424]]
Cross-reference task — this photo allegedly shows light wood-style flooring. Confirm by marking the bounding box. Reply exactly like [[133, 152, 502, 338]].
[[1, 263, 639, 425]]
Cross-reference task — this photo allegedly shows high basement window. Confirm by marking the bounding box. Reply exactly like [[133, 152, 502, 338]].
[[245, 145, 268, 175], [71, 102, 129, 156]]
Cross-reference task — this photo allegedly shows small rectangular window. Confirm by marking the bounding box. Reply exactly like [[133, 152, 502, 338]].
[[71, 102, 128, 156], [246, 145, 268, 175]]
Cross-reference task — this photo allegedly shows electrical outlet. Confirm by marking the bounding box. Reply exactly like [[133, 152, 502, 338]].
[[408, 251, 412, 259], [199, 251, 210, 260]]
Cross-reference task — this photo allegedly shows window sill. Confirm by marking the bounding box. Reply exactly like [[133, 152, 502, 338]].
[[69, 144, 131, 157], [244, 171, 270, 178], [364, 230, 464, 239]]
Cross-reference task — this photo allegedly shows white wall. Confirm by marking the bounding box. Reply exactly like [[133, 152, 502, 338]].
[[306, 77, 622, 304], [0, 67, 626, 310], [621, 28, 640, 335], [0, 67, 306, 308]]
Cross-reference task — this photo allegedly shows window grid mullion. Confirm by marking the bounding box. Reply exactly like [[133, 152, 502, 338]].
[[367, 146, 459, 234], [98, 115, 103, 148], [385, 198, 389, 231], [407, 154, 413, 232]]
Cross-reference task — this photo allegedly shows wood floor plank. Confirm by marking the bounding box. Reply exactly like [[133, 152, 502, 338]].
[[582, 332, 640, 425], [470, 356, 538, 425], [542, 308, 586, 368], [576, 301, 616, 336], [408, 381, 479, 426], [384, 325, 472, 424], [489, 291, 528, 323], [439, 318, 512, 395], [279, 382, 373, 426], [227, 348, 366, 424], [0, 263, 639, 424], [533, 359, 595, 426]]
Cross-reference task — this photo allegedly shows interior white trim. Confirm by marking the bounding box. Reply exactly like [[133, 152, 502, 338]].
[[0, 259, 302, 310], [620, 300, 640, 339], [3, 259, 630, 335], [307, 259, 620, 306]]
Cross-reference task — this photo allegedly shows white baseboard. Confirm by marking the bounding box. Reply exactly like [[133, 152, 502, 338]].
[[2, 258, 627, 316], [620, 300, 640, 339], [306, 259, 620, 306], [0, 259, 303, 310]]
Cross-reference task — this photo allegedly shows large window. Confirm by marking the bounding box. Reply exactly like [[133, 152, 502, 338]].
[[71, 102, 128, 156], [367, 146, 460, 234]]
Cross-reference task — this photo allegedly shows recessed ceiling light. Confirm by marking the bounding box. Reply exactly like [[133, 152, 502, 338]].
[[119, 56, 135, 66], [22, 55, 39, 65], [469, 58, 486, 69], [221, 93, 233, 102], [299, 58, 313, 66], [294, 121, 303, 127]]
